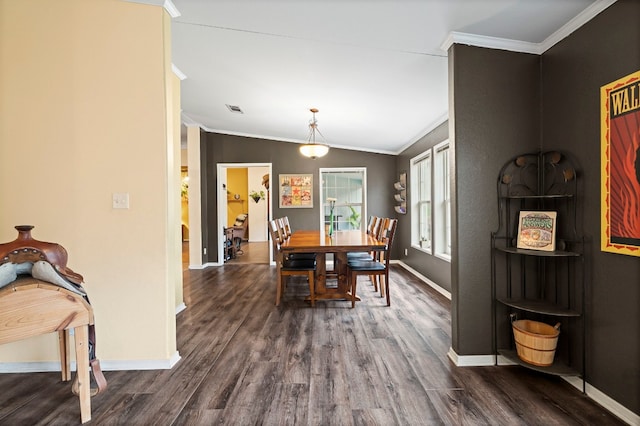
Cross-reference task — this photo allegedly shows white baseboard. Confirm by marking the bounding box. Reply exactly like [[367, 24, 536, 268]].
[[100, 351, 181, 371], [496, 354, 518, 366], [448, 348, 638, 425], [175, 302, 187, 315], [395, 261, 452, 300], [563, 376, 639, 425], [0, 350, 182, 373], [188, 261, 220, 269], [447, 347, 495, 366]]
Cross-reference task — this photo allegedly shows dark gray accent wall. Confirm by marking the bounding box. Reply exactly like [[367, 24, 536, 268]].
[[396, 121, 452, 292], [540, 0, 639, 414], [449, 45, 541, 356], [450, 0, 639, 416], [201, 133, 396, 261]]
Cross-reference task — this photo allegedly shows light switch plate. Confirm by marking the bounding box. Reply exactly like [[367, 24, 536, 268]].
[[112, 192, 130, 209]]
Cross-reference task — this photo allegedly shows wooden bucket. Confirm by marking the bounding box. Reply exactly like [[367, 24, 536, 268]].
[[512, 320, 560, 366]]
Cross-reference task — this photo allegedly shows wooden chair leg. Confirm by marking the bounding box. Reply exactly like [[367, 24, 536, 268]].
[[281, 276, 287, 305], [308, 271, 315, 307], [275, 272, 283, 306], [351, 272, 357, 308], [385, 271, 390, 306]]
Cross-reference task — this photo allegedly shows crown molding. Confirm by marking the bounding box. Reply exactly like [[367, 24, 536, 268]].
[[162, 0, 180, 18], [539, 0, 616, 53], [192, 123, 399, 156], [441, 0, 617, 55], [122, 0, 181, 18], [180, 112, 201, 127], [441, 31, 539, 54], [172, 63, 187, 80], [395, 112, 449, 155]]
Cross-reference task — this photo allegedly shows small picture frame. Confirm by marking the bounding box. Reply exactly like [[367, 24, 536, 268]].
[[516, 211, 557, 251]]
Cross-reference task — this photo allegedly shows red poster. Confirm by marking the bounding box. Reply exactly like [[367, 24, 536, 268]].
[[601, 70, 640, 256]]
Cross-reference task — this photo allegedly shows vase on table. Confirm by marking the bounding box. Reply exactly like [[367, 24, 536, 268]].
[[326, 197, 337, 237], [328, 211, 334, 237]]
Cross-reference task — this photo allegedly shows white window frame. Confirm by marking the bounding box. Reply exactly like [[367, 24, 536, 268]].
[[410, 151, 432, 254], [433, 140, 451, 261], [319, 168, 367, 233]]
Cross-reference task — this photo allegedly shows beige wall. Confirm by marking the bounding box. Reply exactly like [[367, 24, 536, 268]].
[[0, 0, 179, 366]]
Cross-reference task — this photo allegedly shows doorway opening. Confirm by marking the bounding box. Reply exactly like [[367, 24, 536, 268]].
[[217, 163, 272, 265]]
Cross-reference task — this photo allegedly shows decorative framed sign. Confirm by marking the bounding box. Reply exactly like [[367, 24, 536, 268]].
[[279, 174, 313, 208], [516, 211, 557, 252], [601, 70, 640, 256]]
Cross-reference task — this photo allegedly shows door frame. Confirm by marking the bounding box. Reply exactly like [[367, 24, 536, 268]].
[[217, 163, 273, 265]]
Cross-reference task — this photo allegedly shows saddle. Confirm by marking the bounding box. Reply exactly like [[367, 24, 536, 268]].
[[0, 225, 107, 396]]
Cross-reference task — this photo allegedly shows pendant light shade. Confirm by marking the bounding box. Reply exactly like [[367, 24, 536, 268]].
[[299, 108, 330, 159], [299, 143, 329, 159]]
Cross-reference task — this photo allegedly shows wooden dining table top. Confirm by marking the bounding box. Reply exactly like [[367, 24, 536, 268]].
[[280, 230, 385, 253]]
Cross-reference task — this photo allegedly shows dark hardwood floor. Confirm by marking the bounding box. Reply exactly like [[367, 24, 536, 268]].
[[0, 261, 626, 425], [224, 241, 270, 264]]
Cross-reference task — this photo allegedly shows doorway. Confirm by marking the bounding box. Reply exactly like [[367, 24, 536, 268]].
[[217, 163, 272, 265]]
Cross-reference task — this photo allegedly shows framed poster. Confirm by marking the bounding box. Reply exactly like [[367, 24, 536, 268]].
[[516, 211, 557, 252], [601, 70, 640, 256], [279, 174, 313, 208]]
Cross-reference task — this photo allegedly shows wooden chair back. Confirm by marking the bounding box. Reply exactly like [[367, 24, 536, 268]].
[[268, 220, 283, 256], [372, 216, 384, 240], [282, 216, 292, 238], [380, 218, 398, 257], [365, 215, 378, 234]]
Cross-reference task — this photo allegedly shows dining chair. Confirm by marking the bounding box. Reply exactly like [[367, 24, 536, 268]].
[[269, 220, 316, 307], [346, 215, 386, 293], [367, 215, 379, 234], [346, 215, 380, 262], [282, 216, 292, 238], [347, 218, 398, 307], [277, 217, 290, 239], [279, 216, 316, 261]]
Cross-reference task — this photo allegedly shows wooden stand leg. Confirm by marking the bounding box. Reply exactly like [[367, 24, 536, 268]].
[[58, 330, 71, 382], [74, 325, 91, 424]]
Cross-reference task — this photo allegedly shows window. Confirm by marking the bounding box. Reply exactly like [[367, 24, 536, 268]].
[[434, 141, 451, 259], [319, 168, 366, 232], [411, 151, 431, 253]]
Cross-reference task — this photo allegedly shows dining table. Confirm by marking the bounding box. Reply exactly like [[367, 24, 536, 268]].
[[279, 230, 386, 302]]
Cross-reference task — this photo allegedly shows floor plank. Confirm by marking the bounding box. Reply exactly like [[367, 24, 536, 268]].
[[0, 262, 628, 425]]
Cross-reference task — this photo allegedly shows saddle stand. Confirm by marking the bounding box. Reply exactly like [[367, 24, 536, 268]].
[[0, 226, 107, 423]]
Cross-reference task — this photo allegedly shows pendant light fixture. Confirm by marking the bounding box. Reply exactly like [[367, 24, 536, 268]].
[[299, 108, 330, 159]]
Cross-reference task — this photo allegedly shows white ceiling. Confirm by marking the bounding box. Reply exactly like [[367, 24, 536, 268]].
[[157, 0, 615, 154]]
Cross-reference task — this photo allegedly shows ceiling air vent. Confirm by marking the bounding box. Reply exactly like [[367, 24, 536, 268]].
[[226, 104, 243, 114]]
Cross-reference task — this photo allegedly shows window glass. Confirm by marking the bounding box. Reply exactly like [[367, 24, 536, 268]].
[[411, 152, 431, 252], [320, 168, 366, 232], [434, 141, 451, 259]]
